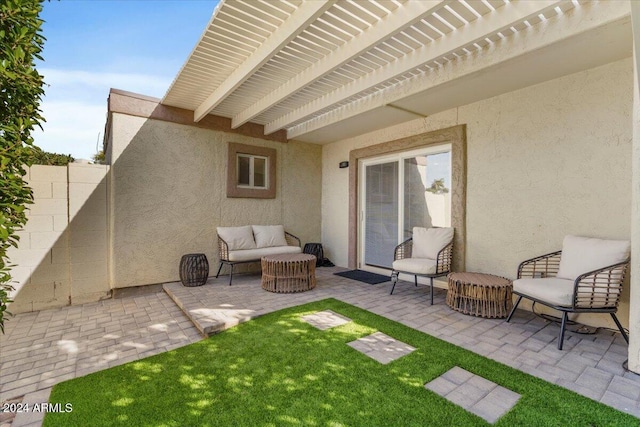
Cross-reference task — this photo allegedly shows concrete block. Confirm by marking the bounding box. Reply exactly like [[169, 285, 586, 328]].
[[27, 199, 67, 216], [71, 261, 108, 280], [14, 231, 30, 249], [8, 266, 32, 287], [52, 182, 67, 199], [69, 214, 107, 232], [6, 299, 33, 314], [71, 279, 110, 299], [29, 231, 64, 250], [68, 163, 108, 184], [53, 215, 68, 232], [22, 215, 54, 232], [33, 298, 69, 311], [69, 230, 107, 249], [29, 165, 67, 182], [5, 248, 51, 267], [69, 245, 107, 264], [51, 247, 70, 265], [30, 263, 70, 284], [29, 181, 53, 199], [69, 183, 107, 217], [12, 282, 56, 304]]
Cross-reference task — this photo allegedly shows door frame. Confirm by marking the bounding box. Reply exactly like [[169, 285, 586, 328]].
[[348, 124, 467, 272], [358, 145, 452, 274]]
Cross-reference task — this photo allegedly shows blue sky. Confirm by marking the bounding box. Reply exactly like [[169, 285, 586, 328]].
[[34, 0, 218, 160]]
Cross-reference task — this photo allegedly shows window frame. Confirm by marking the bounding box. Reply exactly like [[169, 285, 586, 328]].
[[227, 142, 276, 199]]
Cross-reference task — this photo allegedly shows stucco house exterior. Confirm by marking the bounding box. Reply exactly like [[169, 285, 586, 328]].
[[8, 0, 640, 374]]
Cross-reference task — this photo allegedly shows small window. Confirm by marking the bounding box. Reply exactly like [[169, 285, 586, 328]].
[[237, 154, 268, 189], [227, 142, 276, 199]]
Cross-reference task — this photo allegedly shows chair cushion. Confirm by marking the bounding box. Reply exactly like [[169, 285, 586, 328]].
[[513, 277, 575, 307], [227, 246, 301, 262], [412, 227, 453, 259], [252, 225, 287, 248], [392, 258, 437, 275], [217, 226, 256, 251], [556, 235, 630, 281]]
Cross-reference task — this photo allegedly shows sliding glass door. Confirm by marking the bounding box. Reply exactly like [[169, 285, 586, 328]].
[[360, 145, 451, 271]]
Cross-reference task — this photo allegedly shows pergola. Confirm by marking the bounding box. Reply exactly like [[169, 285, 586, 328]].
[[161, 0, 640, 373]]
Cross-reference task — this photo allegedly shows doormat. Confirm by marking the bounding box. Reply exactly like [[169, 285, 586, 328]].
[[334, 269, 390, 285]]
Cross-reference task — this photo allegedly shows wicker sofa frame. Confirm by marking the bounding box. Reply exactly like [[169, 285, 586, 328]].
[[215, 231, 301, 286], [506, 250, 630, 350], [390, 237, 454, 305]]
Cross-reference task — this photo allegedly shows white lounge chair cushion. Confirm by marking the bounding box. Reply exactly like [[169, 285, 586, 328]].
[[392, 258, 437, 275], [217, 226, 256, 251], [556, 235, 630, 281], [513, 277, 575, 307], [252, 225, 287, 248], [227, 245, 301, 262], [412, 227, 453, 259]]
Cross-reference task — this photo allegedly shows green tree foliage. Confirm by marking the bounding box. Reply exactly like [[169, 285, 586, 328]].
[[92, 149, 105, 164], [0, 0, 46, 332], [425, 178, 449, 194], [30, 147, 74, 165]]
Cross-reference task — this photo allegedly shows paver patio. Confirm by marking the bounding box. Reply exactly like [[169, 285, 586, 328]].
[[1, 266, 639, 426]]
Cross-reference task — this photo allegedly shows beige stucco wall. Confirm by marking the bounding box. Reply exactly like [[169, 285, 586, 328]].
[[7, 164, 110, 313], [107, 115, 322, 288], [321, 57, 633, 328]]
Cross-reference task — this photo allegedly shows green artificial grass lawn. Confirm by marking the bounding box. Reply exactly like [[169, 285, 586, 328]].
[[45, 299, 638, 427]]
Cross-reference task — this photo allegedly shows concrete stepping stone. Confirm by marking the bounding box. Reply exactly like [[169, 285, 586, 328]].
[[348, 332, 415, 364], [301, 310, 352, 330], [425, 366, 521, 424]]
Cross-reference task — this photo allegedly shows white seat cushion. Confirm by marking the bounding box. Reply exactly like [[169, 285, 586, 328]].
[[217, 226, 256, 250], [556, 235, 630, 280], [392, 258, 437, 275], [412, 227, 453, 259], [252, 225, 287, 248], [513, 277, 575, 307], [227, 245, 301, 262]]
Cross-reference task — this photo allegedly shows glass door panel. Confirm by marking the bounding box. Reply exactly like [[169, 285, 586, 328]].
[[403, 152, 451, 239], [364, 161, 398, 268]]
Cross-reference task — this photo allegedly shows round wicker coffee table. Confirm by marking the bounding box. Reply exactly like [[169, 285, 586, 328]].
[[446, 272, 513, 318], [261, 253, 316, 293]]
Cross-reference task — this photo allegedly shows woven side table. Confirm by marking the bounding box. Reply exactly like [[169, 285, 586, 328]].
[[446, 272, 513, 318], [179, 253, 209, 287], [261, 253, 316, 293]]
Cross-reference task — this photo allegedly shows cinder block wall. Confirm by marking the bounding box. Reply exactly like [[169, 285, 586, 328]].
[[7, 164, 110, 313]]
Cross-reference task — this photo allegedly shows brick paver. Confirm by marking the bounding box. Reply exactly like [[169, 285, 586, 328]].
[[1, 267, 640, 426], [301, 310, 351, 330], [347, 332, 415, 364]]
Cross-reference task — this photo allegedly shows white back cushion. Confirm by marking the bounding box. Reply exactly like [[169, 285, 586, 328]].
[[217, 226, 256, 251], [412, 227, 454, 259], [252, 225, 288, 248], [556, 235, 630, 280]]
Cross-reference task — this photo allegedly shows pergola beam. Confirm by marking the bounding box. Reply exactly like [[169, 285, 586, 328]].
[[193, 0, 335, 123], [231, 0, 446, 129], [266, 0, 563, 136]]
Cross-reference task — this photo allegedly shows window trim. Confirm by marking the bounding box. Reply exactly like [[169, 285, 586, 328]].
[[227, 142, 276, 199]]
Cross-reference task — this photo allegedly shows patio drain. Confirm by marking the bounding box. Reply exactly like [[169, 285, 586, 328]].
[[347, 332, 415, 364], [425, 366, 521, 424], [301, 310, 352, 330]]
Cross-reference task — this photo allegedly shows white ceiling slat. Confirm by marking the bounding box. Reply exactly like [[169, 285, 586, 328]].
[[268, 0, 564, 136], [231, 0, 446, 129], [339, 1, 379, 25], [306, 23, 348, 47], [217, 10, 274, 38], [193, 0, 336, 122]]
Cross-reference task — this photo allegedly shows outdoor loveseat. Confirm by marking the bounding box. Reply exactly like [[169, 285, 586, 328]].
[[216, 225, 302, 285]]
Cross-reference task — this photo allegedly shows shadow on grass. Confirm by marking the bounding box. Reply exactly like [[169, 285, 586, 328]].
[[45, 299, 639, 427]]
